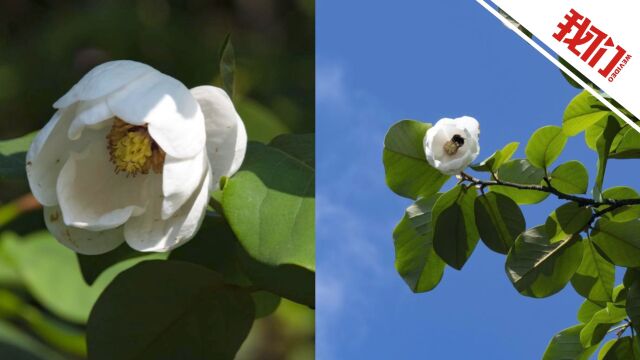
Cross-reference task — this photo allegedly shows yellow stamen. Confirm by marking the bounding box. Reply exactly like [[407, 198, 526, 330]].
[[106, 118, 165, 176]]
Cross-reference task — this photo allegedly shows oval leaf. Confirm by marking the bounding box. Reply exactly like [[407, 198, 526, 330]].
[[571, 240, 614, 303], [543, 324, 598, 360], [383, 120, 449, 199], [432, 186, 479, 270], [471, 142, 519, 173], [599, 187, 640, 222], [563, 91, 612, 136], [474, 192, 525, 254], [87, 260, 254, 360], [555, 202, 592, 235], [393, 194, 446, 292], [506, 226, 583, 298], [550, 161, 589, 194], [223, 141, 314, 270], [598, 337, 640, 360], [591, 218, 640, 267], [526, 125, 568, 169]]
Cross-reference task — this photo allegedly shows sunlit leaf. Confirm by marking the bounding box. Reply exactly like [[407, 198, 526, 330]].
[[383, 120, 449, 199], [491, 159, 549, 204], [543, 324, 598, 360], [594, 117, 621, 200], [571, 240, 614, 303], [563, 91, 612, 136], [549, 161, 589, 194], [580, 303, 626, 347], [471, 142, 518, 173], [591, 218, 640, 267], [525, 126, 567, 169]]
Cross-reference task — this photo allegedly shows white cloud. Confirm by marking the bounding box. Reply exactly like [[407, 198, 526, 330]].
[[316, 63, 347, 106]]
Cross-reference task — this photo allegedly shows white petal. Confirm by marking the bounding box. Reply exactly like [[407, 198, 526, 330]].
[[56, 141, 151, 231], [161, 150, 207, 220], [190, 86, 247, 188], [108, 73, 206, 158], [26, 106, 99, 206], [456, 116, 480, 140], [54, 60, 155, 109], [67, 97, 113, 140], [124, 169, 211, 252], [44, 206, 125, 255]]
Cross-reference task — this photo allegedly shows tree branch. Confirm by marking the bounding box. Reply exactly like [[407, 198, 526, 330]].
[[459, 171, 640, 209]]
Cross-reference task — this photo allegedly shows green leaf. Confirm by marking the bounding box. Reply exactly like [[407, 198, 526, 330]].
[[393, 194, 446, 292], [0, 131, 36, 180], [526, 126, 568, 169], [252, 291, 281, 319], [577, 300, 605, 323], [491, 159, 549, 204], [549, 161, 589, 194], [571, 240, 615, 303], [610, 125, 640, 159], [543, 324, 598, 360], [554, 202, 592, 235], [219, 34, 235, 99], [471, 142, 519, 173], [505, 226, 583, 298], [77, 243, 165, 285], [269, 133, 314, 168], [432, 186, 479, 270], [598, 187, 640, 222], [383, 120, 449, 199], [474, 192, 525, 254], [0, 320, 65, 360], [563, 91, 612, 136], [598, 337, 640, 360], [580, 303, 627, 347], [87, 260, 254, 360], [236, 99, 290, 143], [594, 117, 621, 200], [223, 141, 314, 271], [591, 218, 640, 267], [2, 232, 118, 324], [627, 277, 640, 334]]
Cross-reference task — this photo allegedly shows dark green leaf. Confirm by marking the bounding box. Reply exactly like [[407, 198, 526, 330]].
[[555, 202, 592, 235], [0, 321, 65, 360], [563, 91, 612, 136], [491, 159, 549, 204], [471, 142, 519, 173], [591, 218, 640, 267], [610, 125, 640, 159], [383, 120, 449, 199], [78, 243, 164, 285], [571, 240, 615, 302], [474, 192, 525, 254], [432, 186, 479, 270], [223, 142, 314, 271], [0, 131, 36, 180], [525, 125, 568, 169], [627, 277, 640, 334], [219, 34, 235, 99], [543, 324, 598, 360], [594, 117, 621, 200], [550, 161, 589, 194], [580, 303, 627, 347], [506, 226, 583, 298], [393, 194, 446, 292], [87, 260, 254, 360], [269, 133, 314, 168], [598, 337, 640, 360], [252, 291, 281, 319]]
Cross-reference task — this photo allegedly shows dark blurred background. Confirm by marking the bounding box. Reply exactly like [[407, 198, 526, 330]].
[[0, 1, 314, 358]]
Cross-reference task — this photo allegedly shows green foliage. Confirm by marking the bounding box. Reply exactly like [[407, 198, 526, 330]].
[[543, 324, 598, 360], [598, 337, 640, 359], [591, 218, 640, 267], [491, 159, 549, 204], [77, 244, 166, 285], [563, 91, 614, 136], [223, 136, 315, 271], [506, 226, 582, 298], [0, 131, 36, 180], [432, 186, 479, 270], [471, 142, 518, 173], [600, 187, 640, 222], [549, 161, 589, 194], [525, 125, 567, 169], [219, 34, 236, 99], [571, 240, 615, 303], [580, 303, 626, 347], [383, 120, 449, 199], [594, 118, 622, 200], [393, 194, 446, 292], [86, 261, 254, 360], [474, 192, 525, 254]]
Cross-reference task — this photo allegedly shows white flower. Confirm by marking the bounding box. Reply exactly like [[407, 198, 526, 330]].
[[424, 116, 480, 176], [26, 60, 247, 254]]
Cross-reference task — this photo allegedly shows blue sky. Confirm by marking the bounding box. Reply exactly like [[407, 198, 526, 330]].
[[316, 1, 637, 359]]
